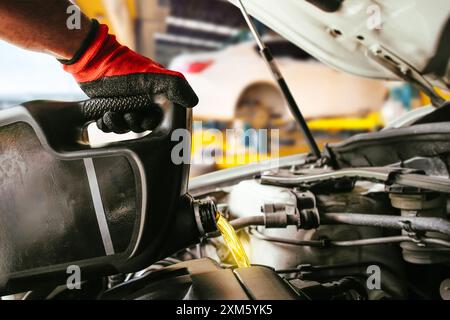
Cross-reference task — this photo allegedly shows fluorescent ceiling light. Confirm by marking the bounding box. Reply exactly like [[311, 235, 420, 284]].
[[154, 33, 223, 48], [166, 16, 241, 36]]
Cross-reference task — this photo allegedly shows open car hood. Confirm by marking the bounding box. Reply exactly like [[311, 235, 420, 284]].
[[230, 0, 450, 90]]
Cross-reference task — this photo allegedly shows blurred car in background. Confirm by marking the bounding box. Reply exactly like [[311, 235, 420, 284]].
[[170, 37, 388, 126], [171, 38, 389, 174]]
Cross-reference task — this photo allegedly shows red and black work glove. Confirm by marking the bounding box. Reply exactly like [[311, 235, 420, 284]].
[[60, 19, 198, 133]]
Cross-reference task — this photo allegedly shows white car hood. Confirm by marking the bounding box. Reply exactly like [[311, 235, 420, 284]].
[[229, 0, 450, 90]]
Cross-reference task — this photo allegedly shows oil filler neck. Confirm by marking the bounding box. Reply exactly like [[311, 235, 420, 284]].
[[194, 199, 218, 237]]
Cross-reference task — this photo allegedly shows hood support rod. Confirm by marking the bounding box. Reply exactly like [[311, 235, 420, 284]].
[[367, 45, 446, 108], [235, 0, 321, 159]]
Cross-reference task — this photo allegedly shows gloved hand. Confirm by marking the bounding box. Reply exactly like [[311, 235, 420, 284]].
[[61, 19, 198, 133]]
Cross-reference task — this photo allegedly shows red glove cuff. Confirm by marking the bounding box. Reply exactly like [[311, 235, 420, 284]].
[[63, 23, 184, 84]]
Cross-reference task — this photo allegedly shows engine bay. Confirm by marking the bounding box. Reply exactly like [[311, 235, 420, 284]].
[[177, 116, 450, 300]]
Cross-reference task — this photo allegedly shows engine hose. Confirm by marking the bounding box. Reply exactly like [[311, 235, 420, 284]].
[[230, 215, 266, 230], [207, 214, 295, 238], [321, 213, 450, 236], [250, 229, 450, 248], [207, 212, 450, 242], [331, 236, 450, 249]]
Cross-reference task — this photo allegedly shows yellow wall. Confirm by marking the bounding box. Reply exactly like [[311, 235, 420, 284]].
[[420, 88, 450, 106], [75, 0, 136, 34]]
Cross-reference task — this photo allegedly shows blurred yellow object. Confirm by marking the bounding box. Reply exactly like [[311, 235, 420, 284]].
[[420, 88, 450, 106], [216, 152, 271, 169], [191, 129, 271, 169], [75, 0, 136, 40], [307, 112, 383, 132], [191, 113, 382, 170], [77, 0, 112, 29]]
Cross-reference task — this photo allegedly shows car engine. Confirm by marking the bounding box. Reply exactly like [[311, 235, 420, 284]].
[[182, 116, 450, 300]]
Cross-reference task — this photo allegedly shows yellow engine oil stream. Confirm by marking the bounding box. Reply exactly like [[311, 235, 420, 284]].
[[215, 212, 250, 268]]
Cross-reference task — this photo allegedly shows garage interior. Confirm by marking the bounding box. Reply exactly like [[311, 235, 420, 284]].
[[0, 0, 449, 302]]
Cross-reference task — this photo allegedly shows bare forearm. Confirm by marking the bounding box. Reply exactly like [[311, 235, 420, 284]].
[[0, 0, 91, 59]]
